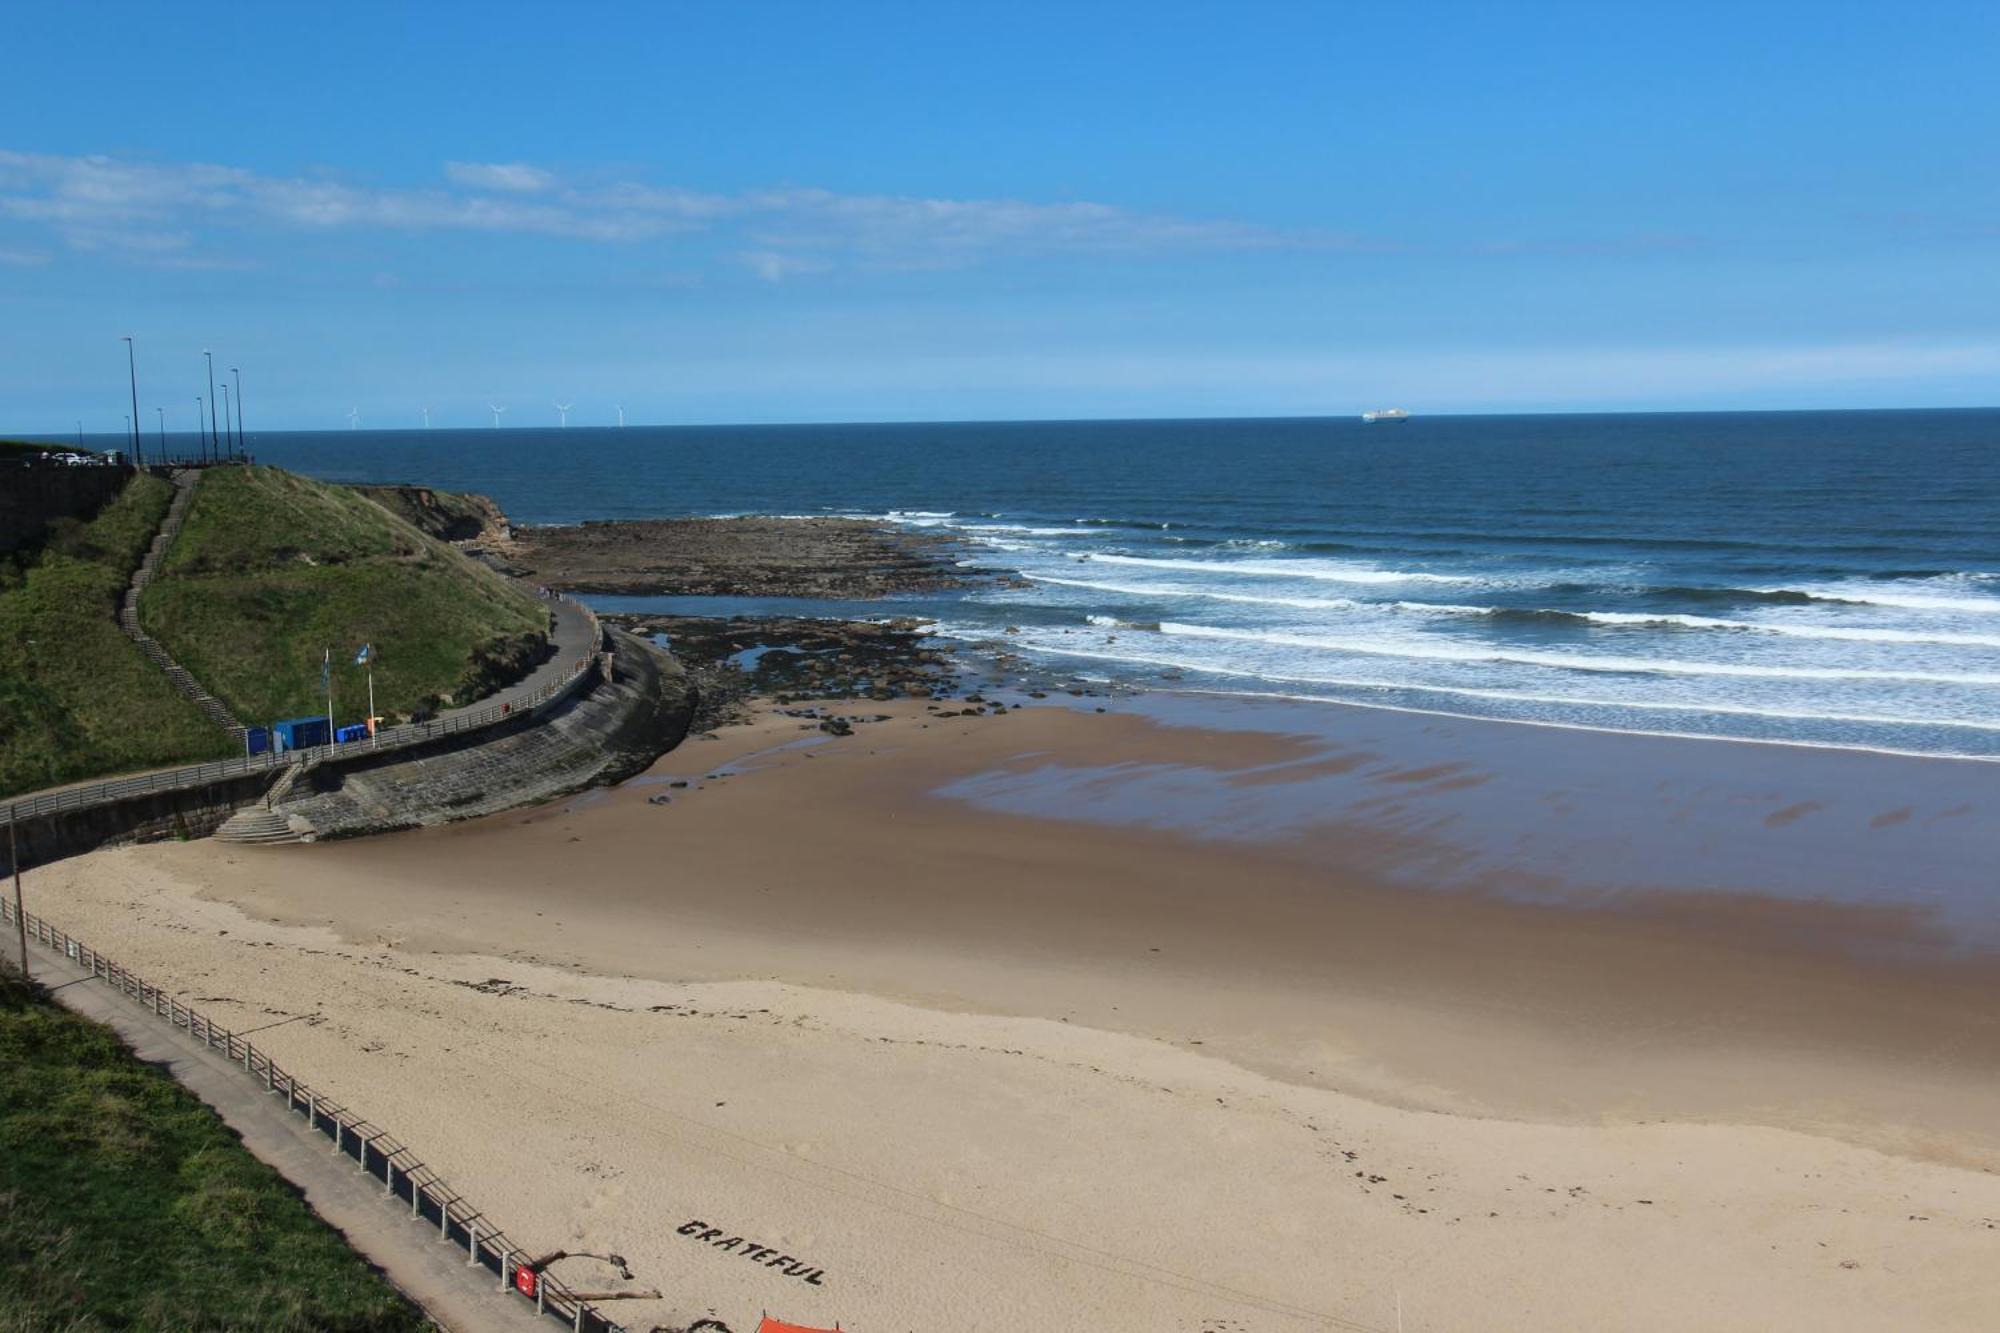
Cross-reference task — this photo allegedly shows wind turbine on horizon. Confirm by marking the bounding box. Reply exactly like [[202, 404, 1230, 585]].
[[490, 404, 507, 428], [347, 407, 360, 430], [554, 402, 572, 428], [421, 406, 431, 429], [616, 404, 625, 428]]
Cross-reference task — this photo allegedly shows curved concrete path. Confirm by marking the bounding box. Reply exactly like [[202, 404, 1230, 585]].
[[436, 593, 597, 727]]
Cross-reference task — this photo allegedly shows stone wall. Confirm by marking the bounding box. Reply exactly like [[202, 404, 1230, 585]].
[[273, 628, 695, 839], [0, 463, 137, 553], [3, 628, 694, 868], [2, 771, 277, 872]]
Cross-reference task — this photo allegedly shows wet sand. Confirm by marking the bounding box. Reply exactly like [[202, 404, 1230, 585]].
[[30, 695, 2000, 1331]]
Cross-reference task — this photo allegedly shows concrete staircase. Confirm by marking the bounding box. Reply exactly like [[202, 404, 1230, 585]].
[[211, 807, 310, 845], [121, 470, 246, 740]]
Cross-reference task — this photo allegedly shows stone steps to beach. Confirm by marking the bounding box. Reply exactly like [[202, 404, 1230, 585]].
[[211, 807, 309, 845], [118, 469, 248, 741]]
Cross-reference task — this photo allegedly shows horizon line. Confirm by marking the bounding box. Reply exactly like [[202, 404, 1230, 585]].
[[15, 400, 2000, 440]]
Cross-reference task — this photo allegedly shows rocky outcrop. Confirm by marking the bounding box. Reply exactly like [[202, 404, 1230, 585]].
[[255, 628, 693, 840], [349, 485, 510, 544], [498, 516, 975, 598]]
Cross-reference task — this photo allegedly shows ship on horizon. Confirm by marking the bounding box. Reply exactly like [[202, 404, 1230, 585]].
[[1361, 408, 1411, 424]]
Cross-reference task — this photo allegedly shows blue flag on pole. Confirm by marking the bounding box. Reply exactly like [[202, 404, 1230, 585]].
[[321, 647, 331, 693], [355, 643, 374, 667]]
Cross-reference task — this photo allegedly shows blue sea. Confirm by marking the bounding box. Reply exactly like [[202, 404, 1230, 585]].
[[242, 410, 2000, 760]]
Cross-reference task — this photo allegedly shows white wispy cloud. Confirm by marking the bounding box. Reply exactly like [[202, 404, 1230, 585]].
[[443, 161, 559, 193], [0, 148, 1345, 272], [739, 250, 832, 283]]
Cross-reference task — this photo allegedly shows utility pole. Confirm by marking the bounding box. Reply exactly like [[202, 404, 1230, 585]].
[[9, 817, 25, 982], [204, 350, 219, 465], [122, 335, 143, 466]]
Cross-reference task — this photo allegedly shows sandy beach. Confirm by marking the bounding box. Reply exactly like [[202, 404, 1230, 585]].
[[28, 695, 2000, 1331]]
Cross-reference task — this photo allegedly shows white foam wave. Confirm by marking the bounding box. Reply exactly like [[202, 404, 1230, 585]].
[[962, 523, 1091, 537], [1029, 576, 2000, 647], [1033, 573, 1366, 612], [1081, 553, 1474, 585], [1574, 610, 2000, 647], [1770, 586, 2000, 614], [953, 633, 2000, 735], [1156, 623, 2000, 686]]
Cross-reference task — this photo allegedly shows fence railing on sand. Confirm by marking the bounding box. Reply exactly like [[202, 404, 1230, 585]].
[[1, 894, 630, 1333], [1, 604, 605, 827]]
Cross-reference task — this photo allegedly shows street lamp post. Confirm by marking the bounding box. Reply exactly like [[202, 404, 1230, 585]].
[[219, 383, 231, 459], [204, 350, 220, 465], [156, 407, 166, 462], [195, 398, 204, 465], [231, 367, 244, 460], [121, 335, 142, 466]]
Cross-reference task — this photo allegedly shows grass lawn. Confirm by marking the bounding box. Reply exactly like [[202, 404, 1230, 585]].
[[141, 466, 544, 727], [0, 977, 427, 1332], [0, 474, 236, 799]]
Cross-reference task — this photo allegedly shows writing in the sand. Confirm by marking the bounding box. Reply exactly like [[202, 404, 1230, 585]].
[[677, 1220, 826, 1285]]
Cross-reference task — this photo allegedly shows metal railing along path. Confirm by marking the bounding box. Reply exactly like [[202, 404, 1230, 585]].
[[1, 893, 631, 1333], [2, 604, 605, 827]]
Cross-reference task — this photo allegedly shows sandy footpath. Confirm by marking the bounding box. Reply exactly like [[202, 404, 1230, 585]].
[[27, 699, 2000, 1331]]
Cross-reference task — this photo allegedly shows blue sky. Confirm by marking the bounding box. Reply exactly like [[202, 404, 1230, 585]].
[[4, 1, 1999, 431]]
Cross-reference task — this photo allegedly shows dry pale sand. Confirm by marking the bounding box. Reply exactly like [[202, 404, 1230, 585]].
[[29, 698, 2000, 1332]]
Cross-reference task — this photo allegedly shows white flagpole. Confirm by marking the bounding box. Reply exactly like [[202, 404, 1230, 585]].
[[325, 646, 335, 756], [368, 661, 377, 747]]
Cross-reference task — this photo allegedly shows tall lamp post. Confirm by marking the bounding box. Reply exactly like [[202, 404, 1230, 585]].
[[231, 367, 245, 460], [203, 349, 219, 465], [156, 407, 166, 461], [121, 335, 142, 466], [219, 383, 231, 459], [195, 398, 204, 464]]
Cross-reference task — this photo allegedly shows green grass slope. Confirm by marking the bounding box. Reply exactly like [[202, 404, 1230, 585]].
[[0, 978, 427, 1332], [140, 466, 545, 728], [0, 474, 236, 799]]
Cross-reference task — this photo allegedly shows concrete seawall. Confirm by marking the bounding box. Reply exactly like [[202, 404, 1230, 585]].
[[3, 628, 695, 867], [269, 627, 695, 839], [4, 772, 275, 868]]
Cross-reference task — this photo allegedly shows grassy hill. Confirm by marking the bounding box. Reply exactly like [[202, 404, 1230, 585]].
[[140, 466, 546, 728], [0, 976, 427, 1331], [0, 474, 236, 799]]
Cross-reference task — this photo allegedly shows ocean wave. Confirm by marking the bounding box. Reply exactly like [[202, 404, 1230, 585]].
[[1028, 576, 2000, 646], [946, 633, 2000, 734], [1580, 582, 2000, 614], [1032, 572, 1367, 612], [1079, 553, 1474, 585], [1155, 623, 2000, 685], [961, 523, 1093, 537], [1481, 608, 2000, 647], [1758, 586, 2000, 614]]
